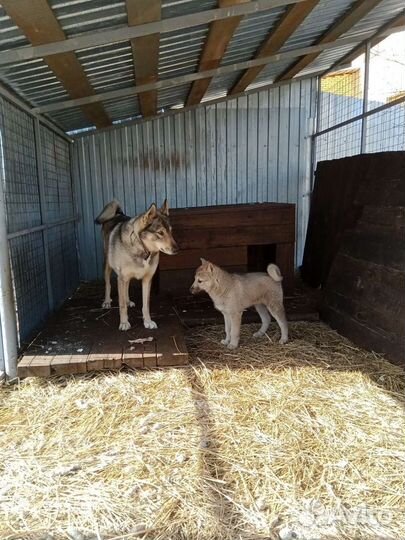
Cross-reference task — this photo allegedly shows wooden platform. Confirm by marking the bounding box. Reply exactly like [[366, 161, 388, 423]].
[[17, 279, 319, 378], [17, 283, 189, 378]]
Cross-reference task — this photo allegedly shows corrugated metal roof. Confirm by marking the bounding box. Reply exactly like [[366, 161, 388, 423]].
[[221, 7, 286, 66], [159, 25, 209, 79], [0, 7, 29, 51], [0, 0, 403, 133]]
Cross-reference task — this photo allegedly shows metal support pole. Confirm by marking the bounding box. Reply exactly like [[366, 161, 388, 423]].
[[0, 131, 18, 379], [34, 118, 54, 312], [360, 41, 371, 153], [310, 75, 323, 191]]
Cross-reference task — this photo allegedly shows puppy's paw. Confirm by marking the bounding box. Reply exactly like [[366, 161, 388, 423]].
[[119, 321, 131, 331], [220, 338, 230, 345], [279, 336, 288, 345], [253, 330, 264, 338], [102, 300, 112, 309], [144, 320, 158, 330], [127, 300, 136, 308], [227, 343, 238, 350]]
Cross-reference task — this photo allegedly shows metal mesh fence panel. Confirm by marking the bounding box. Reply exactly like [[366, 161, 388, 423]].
[[316, 119, 362, 163], [0, 99, 41, 234], [41, 125, 75, 221], [315, 32, 405, 166], [319, 51, 365, 131], [48, 222, 79, 309], [0, 95, 79, 349], [367, 33, 405, 112], [8, 233, 49, 344], [366, 102, 405, 153]]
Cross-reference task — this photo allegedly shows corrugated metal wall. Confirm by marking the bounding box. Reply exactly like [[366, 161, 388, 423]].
[[0, 95, 79, 352], [73, 78, 317, 281]]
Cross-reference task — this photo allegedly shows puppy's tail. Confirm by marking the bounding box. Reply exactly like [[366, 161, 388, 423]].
[[267, 263, 283, 282], [94, 199, 122, 224]]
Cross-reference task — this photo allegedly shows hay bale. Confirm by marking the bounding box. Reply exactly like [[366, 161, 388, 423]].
[[0, 322, 404, 539]]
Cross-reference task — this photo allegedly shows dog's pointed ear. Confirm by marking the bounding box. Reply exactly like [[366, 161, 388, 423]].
[[200, 258, 213, 272], [143, 203, 157, 224], [160, 199, 169, 216]]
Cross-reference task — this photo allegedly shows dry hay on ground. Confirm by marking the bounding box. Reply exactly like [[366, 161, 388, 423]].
[[0, 322, 404, 540]]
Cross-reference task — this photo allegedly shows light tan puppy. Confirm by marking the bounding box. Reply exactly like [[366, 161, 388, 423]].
[[190, 259, 288, 349]]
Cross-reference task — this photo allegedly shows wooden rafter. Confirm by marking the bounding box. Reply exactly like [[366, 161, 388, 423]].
[[229, 0, 319, 95], [186, 0, 249, 106], [275, 0, 385, 82], [126, 0, 161, 117], [1, 0, 110, 129]]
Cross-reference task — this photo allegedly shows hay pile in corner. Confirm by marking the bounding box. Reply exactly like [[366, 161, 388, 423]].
[[0, 322, 404, 540]]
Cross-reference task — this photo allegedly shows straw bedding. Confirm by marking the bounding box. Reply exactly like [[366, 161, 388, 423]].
[[0, 322, 404, 540]]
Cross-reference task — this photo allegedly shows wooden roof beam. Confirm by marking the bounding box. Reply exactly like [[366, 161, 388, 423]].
[[126, 0, 161, 117], [186, 0, 249, 106], [229, 0, 319, 95], [1, 0, 111, 129], [275, 0, 385, 82]]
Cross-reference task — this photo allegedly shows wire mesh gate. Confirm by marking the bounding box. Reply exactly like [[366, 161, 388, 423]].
[[0, 94, 79, 377]]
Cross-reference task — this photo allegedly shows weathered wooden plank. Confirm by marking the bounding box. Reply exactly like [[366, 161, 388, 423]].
[[25, 355, 52, 377], [359, 206, 405, 231], [173, 224, 295, 249], [142, 337, 158, 368], [276, 0, 384, 81], [50, 354, 73, 376], [122, 342, 144, 369], [160, 246, 248, 270], [301, 156, 365, 287], [324, 289, 405, 337], [186, 0, 248, 105], [340, 230, 405, 272], [127, 0, 161, 117], [230, 0, 319, 93], [326, 253, 405, 312], [156, 318, 189, 367], [70, 350, 90, 374], [321, 305, 405, 368], [169, 204, 295, 228], [17, 354, 36, 378], [356, 176, 405, 207]]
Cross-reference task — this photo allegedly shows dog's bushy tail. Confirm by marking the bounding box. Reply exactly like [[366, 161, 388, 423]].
[[267, 263, 283, 282], [94, 200, 122, 224]]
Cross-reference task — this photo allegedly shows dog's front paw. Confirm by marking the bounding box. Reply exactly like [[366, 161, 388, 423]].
[[227, 343, 238, 350], [279, 336, 288, 345], [119, 321, 131, 331], [253, 330, 264, 338], [220, 338, 230, 345], [102, 300, 112, 309], [127, 300, 135, 308], [144, 320, 158, 329]]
